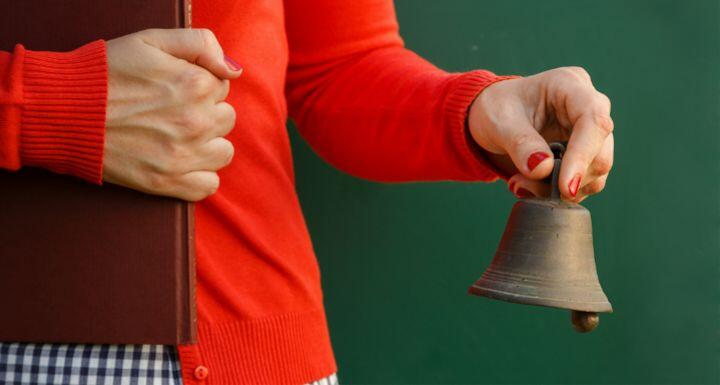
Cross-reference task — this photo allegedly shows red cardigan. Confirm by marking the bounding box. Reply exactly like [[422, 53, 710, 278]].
[[0, 1, 513, 384]]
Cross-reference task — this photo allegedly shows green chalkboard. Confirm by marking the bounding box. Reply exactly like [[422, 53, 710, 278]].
[[289, 0, 720, 383]]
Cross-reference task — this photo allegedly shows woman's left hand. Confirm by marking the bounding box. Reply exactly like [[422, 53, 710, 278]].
[[468, 67, 614, 202]]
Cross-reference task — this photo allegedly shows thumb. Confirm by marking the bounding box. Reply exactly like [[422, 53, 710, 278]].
[[139, 28, 242, 80], [493, 118, 554, 180]]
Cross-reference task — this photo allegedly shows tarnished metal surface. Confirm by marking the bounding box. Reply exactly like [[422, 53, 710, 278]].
[[468, 143, 612, 331]]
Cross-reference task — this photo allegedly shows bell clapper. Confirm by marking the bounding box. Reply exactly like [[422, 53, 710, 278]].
[[571, 311, 599, 333]]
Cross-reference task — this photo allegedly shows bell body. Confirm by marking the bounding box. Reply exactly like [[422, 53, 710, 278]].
[[469, 198, 612, 313]]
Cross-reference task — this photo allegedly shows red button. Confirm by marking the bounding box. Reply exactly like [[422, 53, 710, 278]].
[[194, 365, 209, 380]]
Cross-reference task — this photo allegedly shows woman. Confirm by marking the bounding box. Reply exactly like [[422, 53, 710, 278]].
[[0, 1, 614, 384]]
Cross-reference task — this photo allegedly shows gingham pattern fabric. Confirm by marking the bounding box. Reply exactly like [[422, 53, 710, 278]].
[[0, 343, 182, 385], [0, 342, 339, 385]]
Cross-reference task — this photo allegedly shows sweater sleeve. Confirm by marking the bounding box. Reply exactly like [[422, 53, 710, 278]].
[[0, 39, 107, 184], [284, 0, 516, 182]]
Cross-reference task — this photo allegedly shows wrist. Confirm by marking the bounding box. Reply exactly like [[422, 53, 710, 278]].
[[460, 74, 521, 181], [443, 70, 519, 181]]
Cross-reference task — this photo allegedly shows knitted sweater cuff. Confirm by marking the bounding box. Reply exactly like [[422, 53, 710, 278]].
[[444, 69, 519, 181], [19, 39, 108, 184]]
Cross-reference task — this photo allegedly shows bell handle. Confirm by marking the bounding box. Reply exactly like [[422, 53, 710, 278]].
[[549, 142, 566, 201]]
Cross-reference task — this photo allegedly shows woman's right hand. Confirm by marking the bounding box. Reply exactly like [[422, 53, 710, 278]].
[[103, 28, 242, 201]]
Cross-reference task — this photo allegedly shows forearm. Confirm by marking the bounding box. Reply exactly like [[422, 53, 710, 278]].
[[287, 46, 513, 182], [284, 0, 515, 183]]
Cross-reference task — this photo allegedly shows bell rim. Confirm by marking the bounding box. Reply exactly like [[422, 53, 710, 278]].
[[468, 284, 613, 313]]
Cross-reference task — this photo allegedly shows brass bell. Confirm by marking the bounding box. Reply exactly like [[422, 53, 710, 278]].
[[469, 143, 612, 332]]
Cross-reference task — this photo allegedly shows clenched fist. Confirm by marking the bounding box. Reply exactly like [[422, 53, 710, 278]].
[[469, 67, 614, 202], [103, 28, 242, 201]]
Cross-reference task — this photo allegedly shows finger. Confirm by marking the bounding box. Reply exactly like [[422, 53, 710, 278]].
[[210, 102, 236, 138], [579, 174, 608, 196], [586, 133, 614, 179], [560, 91, 613, 199], [491, 107, 554, 180], [194, 137, 235, 171], [139, 28, 242, 80], [175, 170, 220, 201], [567, 173, 607, 203], [214, 79, 231, 103], [508, 174, 550, 198]]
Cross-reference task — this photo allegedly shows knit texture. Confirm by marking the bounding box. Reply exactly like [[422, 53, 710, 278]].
[[0, 40, 107, 182], [0, 2, 515, 384], [177, 309, 334, 384], [21, 40, 107, 183]]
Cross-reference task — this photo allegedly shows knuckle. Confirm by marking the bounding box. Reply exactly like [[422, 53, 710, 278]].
[[594, 114, 615, 135], [177, 67, 215, 99], [176, 110, 207, 140], [195, 28, 220, 57], [195, 28, 215, 47], [596, 92, 612, 113], [164, 141, 189, 162], [558, 66, 591, 83], [597, 91, 611, 107], [592, 157, 613, 175], [569, 66, 591, 80], [586, 178, 607, 194]]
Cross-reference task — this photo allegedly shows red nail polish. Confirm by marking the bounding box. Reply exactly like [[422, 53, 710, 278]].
[[527, 152, 550, 172], [516, 188, 535, 198], [508, 181, 515, 192], [223, 54, 242, 72], [569, 175, 582, 197]]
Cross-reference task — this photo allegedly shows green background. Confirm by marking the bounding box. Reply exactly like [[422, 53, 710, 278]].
[[288, 0, 719, 384]]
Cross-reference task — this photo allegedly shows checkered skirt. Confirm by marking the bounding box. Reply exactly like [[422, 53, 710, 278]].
[[0, 343, 182, 385], [0, 342, 339, 385]]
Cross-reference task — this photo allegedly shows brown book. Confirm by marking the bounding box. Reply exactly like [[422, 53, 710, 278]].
[[0, 0, 196, 345]]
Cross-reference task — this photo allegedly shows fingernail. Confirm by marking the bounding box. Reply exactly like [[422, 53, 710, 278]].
[[508, 181, 515, 192], [516, 188, 535, 198], [224, 54, 242, 72], [527, 152, 550, 172], [569, 174, 582, 197]]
